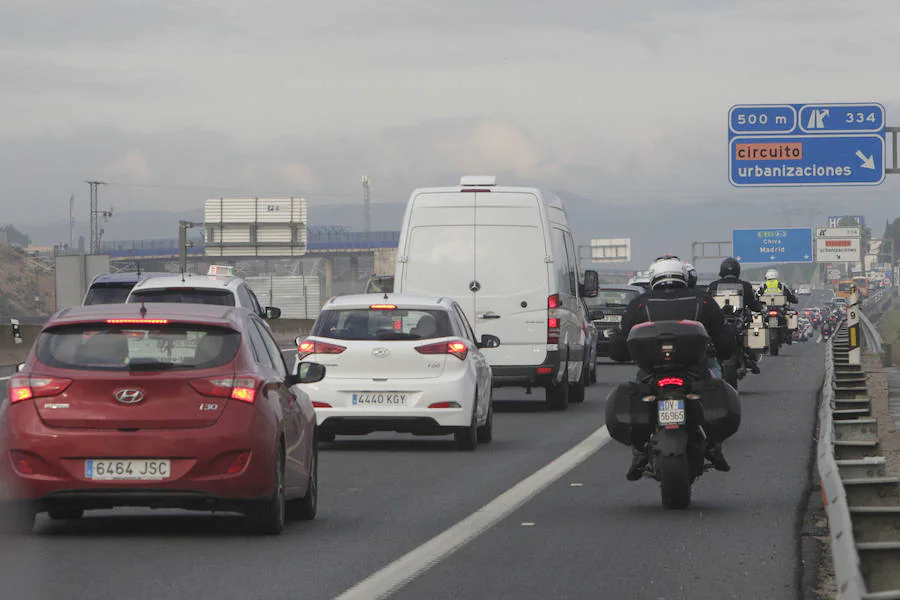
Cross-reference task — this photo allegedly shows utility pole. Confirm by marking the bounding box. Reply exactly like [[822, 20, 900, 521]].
[[361, 174, 370, 235], [178, 220, 201, 274], [86, 181, 109, 254], [68, 194, 75, 251]]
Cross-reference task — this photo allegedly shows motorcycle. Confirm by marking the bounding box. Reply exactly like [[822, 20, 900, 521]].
[[712, 286, 755, 390], [760, 294, 793, 356], [605, 320, 741, 509]]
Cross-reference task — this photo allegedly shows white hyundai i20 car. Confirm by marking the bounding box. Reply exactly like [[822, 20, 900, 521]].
[[294, 294, 499, 450]]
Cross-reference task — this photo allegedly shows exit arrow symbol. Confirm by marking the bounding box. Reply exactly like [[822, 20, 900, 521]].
[[856, 150, 875, 170]]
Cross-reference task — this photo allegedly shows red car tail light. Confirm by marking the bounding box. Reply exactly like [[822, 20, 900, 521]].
[[106, 319, 169, 325], [225, 450, 252, 475], [9, 376, 72, 404], [189, 375, 262, 404], [312, 401, 332, 408], [8, 450, 48, 476], [415, 340, 468, 361], [297, 339, 346, 361]]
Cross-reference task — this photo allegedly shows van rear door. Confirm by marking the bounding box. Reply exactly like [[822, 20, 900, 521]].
[[399, 192, 477, 318], [472, 192, 550, 367]]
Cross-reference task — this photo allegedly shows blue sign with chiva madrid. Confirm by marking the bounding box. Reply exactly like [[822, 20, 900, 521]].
[[728, 103, 886, 187], [732, 228, 814, 264]]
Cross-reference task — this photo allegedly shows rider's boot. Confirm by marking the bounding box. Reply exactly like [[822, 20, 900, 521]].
[[626, 446, 648, 481]]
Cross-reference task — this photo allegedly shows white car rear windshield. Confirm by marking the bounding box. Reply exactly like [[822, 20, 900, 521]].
[[83, 283, 136, 305], [128, 289, 236, 306], [36, 324, 241, 371], [312, 309, 453, 341]]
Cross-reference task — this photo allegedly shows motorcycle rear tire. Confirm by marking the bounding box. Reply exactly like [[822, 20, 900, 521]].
[[659, 454, 692, 510], [769, 338, 780, 356], [722, 362, 739, 390]]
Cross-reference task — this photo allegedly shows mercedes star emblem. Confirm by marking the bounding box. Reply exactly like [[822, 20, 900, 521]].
[[469, 281, 481, 292]]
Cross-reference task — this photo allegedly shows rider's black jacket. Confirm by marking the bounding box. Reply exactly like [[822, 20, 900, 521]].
[[609, 286, 736, 363], [707, 276, 763, 312]]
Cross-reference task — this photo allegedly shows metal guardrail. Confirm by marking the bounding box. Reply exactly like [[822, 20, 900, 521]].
[[818, 327, 870, 599]]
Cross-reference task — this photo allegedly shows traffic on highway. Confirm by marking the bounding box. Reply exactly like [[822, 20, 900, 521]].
[[0, 177, 870, 600]]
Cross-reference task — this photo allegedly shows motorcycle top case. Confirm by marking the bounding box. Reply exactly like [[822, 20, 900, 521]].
[[605, 377, 741, 447], [626, 320, 710, 370]]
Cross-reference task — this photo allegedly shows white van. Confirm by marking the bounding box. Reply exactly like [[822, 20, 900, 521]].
[[393, 176, 599, 411]]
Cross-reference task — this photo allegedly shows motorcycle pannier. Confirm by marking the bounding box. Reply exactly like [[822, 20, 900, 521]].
[[786, 312, 799, 330], [605, 377, 742, 447], [626, 320, 711, 370], [605, 382, 655, 447], [745, 325, 769, 349]]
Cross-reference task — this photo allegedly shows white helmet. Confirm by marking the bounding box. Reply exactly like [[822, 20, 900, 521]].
[[765, 269, 779, 280], [649, 257, 687, 289]]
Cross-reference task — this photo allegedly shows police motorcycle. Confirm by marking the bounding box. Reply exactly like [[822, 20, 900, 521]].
[[710, 284, 763, 389], [605, 320, 741, 509], [759, 291, 797, 356]]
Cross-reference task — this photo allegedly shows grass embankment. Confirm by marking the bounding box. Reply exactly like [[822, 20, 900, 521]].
[[876, 304, 900, 346]]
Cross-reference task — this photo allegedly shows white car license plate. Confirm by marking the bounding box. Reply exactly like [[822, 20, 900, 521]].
[[85, 459, 170, 481], [351, 392, 408, 407], [657, 399, 686, 426]]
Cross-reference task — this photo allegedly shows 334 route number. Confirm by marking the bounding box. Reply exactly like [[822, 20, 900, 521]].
[[846, 112, 877, 124]]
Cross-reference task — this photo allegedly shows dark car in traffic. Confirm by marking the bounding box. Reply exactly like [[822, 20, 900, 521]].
[[584, 284, 645, 358], [1, 303, 326, 535]]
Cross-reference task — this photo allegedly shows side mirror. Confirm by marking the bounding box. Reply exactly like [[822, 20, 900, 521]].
[[287, 362, 326, 386], [477, 334, 501, 349], [582, 270, 600, 298], [265, 306, 282, 320], [16, 362, 25, 372], [294, 335, 304, 347]]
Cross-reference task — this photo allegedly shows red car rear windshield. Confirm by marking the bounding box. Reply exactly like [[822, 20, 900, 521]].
[[36, 324, 241, 371], [312, 308, 454, 341], [127, 289, 236, 306]]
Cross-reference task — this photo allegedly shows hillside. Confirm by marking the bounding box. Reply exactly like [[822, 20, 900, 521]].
[[0, 245, 56, 319]]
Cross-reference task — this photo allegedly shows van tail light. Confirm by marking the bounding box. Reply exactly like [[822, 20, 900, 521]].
[[297, 339, 346, 361], [9, 376, 72, 404], [189, 375, 262, 404], [548, 294, 560, 309], [416, 340, 468, 361], [548, 317, 560, 344]]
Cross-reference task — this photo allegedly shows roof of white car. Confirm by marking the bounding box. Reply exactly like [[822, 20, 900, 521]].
[[130, 274, 243, 292], [322, 294, 454, 310]]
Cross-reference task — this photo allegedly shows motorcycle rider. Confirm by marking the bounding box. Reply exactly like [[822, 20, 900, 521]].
[[708, 257, 763, 374], [757, 268, 799, 304], [610, 257, 736, 480]]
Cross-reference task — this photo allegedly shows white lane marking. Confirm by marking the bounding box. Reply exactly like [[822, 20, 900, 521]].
[[333, 425, 613, 600], [0, 376, 10, 381]]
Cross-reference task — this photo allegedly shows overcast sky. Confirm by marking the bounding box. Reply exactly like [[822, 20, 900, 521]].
[[2, 0, 900, 231]]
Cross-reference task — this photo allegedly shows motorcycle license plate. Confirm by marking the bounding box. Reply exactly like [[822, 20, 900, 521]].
[[769, 317, 779, 326], [657, 399, 686, 426]]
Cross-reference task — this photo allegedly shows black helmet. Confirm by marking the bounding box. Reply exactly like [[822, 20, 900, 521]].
[[720, 257, 741, 278]]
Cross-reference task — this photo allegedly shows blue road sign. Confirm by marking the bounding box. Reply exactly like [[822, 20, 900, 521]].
[[732, 228, 814, 264], [727, 103, 886, 187]]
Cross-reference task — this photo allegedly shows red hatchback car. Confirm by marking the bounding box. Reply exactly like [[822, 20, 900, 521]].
[[0, 303, 325, 535]]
